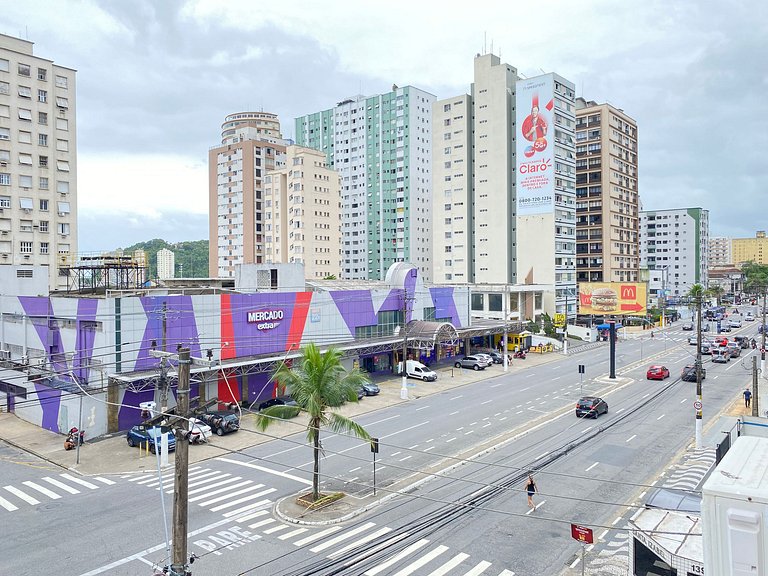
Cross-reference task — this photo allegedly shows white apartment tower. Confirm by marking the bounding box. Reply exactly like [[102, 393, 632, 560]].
[[156, 248, 175, 279], [0, 34, 77, 290], [295, 86, 435, 281], [708, 236, 732, 267], [208, 112, 288, 277], [263, 145, 343, 279]]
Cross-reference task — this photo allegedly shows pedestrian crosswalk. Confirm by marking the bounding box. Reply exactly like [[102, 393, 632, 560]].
[[0, 473, 116, 512], [131, 466, 518, 575]]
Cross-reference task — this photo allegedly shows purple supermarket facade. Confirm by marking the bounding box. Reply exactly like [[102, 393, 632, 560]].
[[1, 264, 533, 438]]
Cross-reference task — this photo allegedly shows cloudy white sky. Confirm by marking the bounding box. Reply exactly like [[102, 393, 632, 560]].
[[4, 0, 767, 251]]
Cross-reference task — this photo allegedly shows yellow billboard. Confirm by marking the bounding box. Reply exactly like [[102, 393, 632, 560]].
[[578, 282, 647, 316]]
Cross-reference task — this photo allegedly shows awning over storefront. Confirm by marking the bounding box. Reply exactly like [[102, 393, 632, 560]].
[[405, 320, 460, 350]]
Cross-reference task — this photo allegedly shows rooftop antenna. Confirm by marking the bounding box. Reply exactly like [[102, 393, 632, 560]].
[[490, 39, 493, 56], [484, 32, 487, 54]]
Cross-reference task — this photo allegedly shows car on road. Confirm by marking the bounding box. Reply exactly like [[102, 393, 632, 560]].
[[719, 323, 732, 332], [407, 363, 438, 381], [199, 410, 241, 435], [712, 349, 730, 363], [126, 425, 176, 453], [454, 356, 486, 371], [359, 382, 380, 396], [714, 337, 729, 347], [735, 335, 751, 349], [688, 335, 701, 346], [726, 342, 741, 357], [729, 319, 742, 328], [745, 313, 755, 322], [682, 365, 707, 382], [701, 342, 714, 355], [682, 322, 694, 331], [646, 365, 670, 380], [702, 324, 710, 332], [576, 396, 608, 418]]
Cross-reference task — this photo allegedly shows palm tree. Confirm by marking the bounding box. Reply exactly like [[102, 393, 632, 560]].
[[255, 343, 371, 502], [706, 284, 724, 304]]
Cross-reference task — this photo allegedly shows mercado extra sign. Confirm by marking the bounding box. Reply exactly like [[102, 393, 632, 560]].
[[578, 282, 648, 316], [246, 309, 284, 331]]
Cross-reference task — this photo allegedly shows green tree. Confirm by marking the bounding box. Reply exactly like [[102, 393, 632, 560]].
[[706, 285, 725, 303], [255, 344, 371, 501], [742, 262, 768, 294]]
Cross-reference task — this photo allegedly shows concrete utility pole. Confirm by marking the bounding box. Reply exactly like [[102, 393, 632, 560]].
[[503, 288, 509, 372], [695, 293, 703, 449], [171, 347, 191, 576], [753, 355, 760, 418], [400, 294, 410, 400], [761, 288, 766, 381], [160, 301, 169, 412]]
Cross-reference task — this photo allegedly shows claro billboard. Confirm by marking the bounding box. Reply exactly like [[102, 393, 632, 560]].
[[516, 75, 555, 216], [578, 283, 648, 316]]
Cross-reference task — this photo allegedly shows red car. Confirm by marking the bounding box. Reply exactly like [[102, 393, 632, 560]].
[[715, 337, 728, 347], [646, 365, 670, 380]]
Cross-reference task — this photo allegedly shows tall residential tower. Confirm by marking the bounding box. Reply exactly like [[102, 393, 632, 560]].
[[295, 86, 435, 281]]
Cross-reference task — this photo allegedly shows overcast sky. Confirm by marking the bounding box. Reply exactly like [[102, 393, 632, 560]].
[[4, 0, 767, 252]]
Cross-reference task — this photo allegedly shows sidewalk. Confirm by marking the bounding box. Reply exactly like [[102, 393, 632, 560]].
[[0, 347, 567, 478]]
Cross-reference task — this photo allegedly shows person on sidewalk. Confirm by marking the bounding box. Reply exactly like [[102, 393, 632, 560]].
[[744, 388, 752, 409], [525, 474, 537, 511]]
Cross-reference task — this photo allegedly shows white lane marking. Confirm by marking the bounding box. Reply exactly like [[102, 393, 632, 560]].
[[60, 474, 98, 490], [642, 394, 650, 399], [424, 446, 435, 452], [42, 477, 80, 494], [489, 382, 505, 388], [390, 544, 449, 576], [93, 477, 116, 485], [22, 481, 61, 499], [585, 462, 599, 473], [4, 486, 39, 505], [526, 500, 546, 515], [184, 473, 232, 490], [195, 483, 262, 506], [415, 406, 430, 411], [449, 411, 459, 416], [188, 480, 253, 501], [463, 561, 492, 576], [626, 435, 637, 443], [535, 451, 549, 459], [365, 539, 431, 576], [483, 422, 492, 428], [582, 427, 593, 433], [184, 477, 245, 496], [426, 438, 434, 443], [349, 467, 362, 473], [310, 522, 377, 553], [425, 553, 470, 576], [449, 395, 463, 401], [263, 524, 289, 535], [329, 526, 393, 558], [293, 525, 343, 546], [209, 489, 275, 512], [446, 437, 457, 443], [525, 373, 537, 378], [391, 451, 402, 457], [617, 408, 626, 414], [216, 496, 272, 515], [612, 517, 622, 525], [234, 509, 268, 524], [657, 414, 666, 421], [278, 527, 308, 540], [515, 411, 523, 414], [217, 457, 312, 485], [552, 376, 561, 381], [399, 455, 412, 461], [499, 416, 508, 421], [0, 495, 18, 511], [599, 529, 608, 540], [498, 571, 516, 576], [248, 518, 275, 529], [570, 557, 581, 568], [680, 398, 687, 404]]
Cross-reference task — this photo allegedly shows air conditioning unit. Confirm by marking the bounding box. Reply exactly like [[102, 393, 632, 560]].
[[58, 212, 66, 216], [0, 230, 7, 235]]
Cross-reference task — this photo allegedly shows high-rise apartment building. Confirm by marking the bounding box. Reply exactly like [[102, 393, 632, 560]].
[[574, 98, 639, 283], [708, 236, 732, 267], [208, 112, 288, 278], [639, 207, 709, 296], [732, 232, 768, 266], [0, 34, 77, 290], [295, 86, 435, 281], [263, 145, 342, 279], [156, 248, 175, 279]]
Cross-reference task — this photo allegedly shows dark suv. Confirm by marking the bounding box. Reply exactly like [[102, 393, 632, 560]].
[[198, 411, 240, 436], [681, 365, 707, 382], [576, 396, 608, 418]]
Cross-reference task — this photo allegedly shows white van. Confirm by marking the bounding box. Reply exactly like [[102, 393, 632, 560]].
[[398, 360, 438, 382]]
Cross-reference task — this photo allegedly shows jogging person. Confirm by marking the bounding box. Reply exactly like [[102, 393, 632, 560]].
[[526, 474, 537, 511]]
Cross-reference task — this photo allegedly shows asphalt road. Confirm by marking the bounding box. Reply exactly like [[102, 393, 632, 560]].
[[1, 310, 761, 576]]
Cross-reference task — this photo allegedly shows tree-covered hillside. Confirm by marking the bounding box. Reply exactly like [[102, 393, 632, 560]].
[[119, 239, 209, 279]]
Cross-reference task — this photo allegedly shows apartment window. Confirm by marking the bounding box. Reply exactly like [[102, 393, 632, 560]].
[[57, 181, 69, 194], [37, 68, 47, 81], [39, 156, 48, 168], [0, 173, 9, 185], [39, 199, 49, 211], [55, 118, 67, 131], [56, 160, 70, 172], [443, 103, 451, 112], [58, 244, 70, 254], [0, 59, 8, 72], [19, 154, 32, 166], [19, 175, 32, 188], [39, 112, 48, 125], [19, 197, 34, 210], [0, 104, 8, 118], [55, 97, 68, 109], [20, 241, 32, 254], [0, 82, 9, 95], [471, 293, 485, 311], [0, 196, 9, 208], [18, 85, 32, 98], [18, 63, 31, 77], [38, 89, 47, 103], [40, 242, 49, 255], [18, 108, 32, 121], [0, 150, 8, 164], [489, 293, 503, 312], [20, 219, 33, 232], [18, 131, 31, 144], [39, 177, 49, 189], [57, 201, 70, 214], [39, 220, 48, 232], [56, 139, 69, 152], [0, 128, 8, 141], [55, 75, 68, 89], [58, 223, 70, 235], [38, 133, 48, 146]]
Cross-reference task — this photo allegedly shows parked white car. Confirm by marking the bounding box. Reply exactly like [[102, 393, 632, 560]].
[[188, 418, 212, 444], [473, 353, 495, 367]]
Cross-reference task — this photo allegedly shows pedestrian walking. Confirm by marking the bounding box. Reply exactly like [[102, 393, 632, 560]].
[[525, 474, 537, 511], [744, 388, 752, 408]]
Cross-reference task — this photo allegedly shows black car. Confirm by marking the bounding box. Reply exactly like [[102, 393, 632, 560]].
[[359, 383, 380, 396], [734, 336, 751, 349], [257, 396, 298, 412], [198, 410, 240, 436], [576, 396, 608, 418], [681, 365, 707, 382]]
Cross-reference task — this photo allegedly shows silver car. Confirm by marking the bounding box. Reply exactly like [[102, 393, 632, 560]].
[[454, 356, 486, 371], [472, 353, 495, 367]]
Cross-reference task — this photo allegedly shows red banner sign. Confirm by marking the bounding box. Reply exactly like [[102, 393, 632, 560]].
[[571, 524, 593, 544]]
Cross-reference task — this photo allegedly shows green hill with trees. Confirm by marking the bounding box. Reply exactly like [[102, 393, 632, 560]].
[[119, 239, 209, 279]]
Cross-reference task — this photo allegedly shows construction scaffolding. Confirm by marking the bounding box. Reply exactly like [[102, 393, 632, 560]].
[[59, 250, 148, 294]]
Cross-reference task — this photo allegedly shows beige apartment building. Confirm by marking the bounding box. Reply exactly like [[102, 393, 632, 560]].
[[0, 34, 77, 290], [208, 112, 288, 278], [732, 231, 768, 266], [574, 98, 639, 283], [708, 236, 732, 267], [263, 145, 342, 279]]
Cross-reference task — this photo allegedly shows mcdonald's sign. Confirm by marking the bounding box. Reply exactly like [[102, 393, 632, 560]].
[[578, 282, 647, 316]]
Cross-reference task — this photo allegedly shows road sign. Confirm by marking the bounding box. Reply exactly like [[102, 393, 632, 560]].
[[578, 364, 585, 374], [554, 313, 566, 328], [571, 524, 594, 544], [370, 437, 379, 453], [694, 401, 702, 410], [762, 348, 766, 354]]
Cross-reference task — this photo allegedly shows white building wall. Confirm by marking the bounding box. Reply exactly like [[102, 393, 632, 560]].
[[157, 248, 175, 279]]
